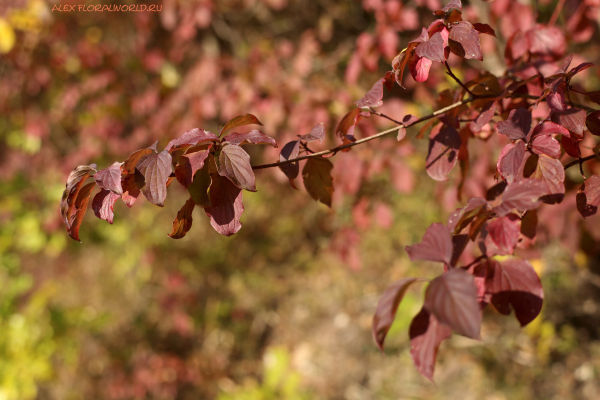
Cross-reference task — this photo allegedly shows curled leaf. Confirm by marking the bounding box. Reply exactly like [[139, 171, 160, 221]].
[[169, 197, 195, 239], [92, 189, 121, 224], [220, 114, 263, 136], [204, 173, 244, 237], [95, 162, 123, 195], [302, 157, 334, 207], [223, 130, 277, 147], [299, 123, 326, 144]]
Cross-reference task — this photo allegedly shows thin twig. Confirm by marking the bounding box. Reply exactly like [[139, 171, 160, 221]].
[[369, 107, 403, 125], [579, 158, 587, 180], [252, 95, 495, 170], [515, 93, 597, 112], [462, 255, 488, 269], [445, 62, 475, 97], [564, 154, 597, 170]]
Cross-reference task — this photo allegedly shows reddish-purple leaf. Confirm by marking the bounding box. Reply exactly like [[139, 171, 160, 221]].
[[426, 125, 461, 181], [485, 214, 520, 256], [392, 42, 419, 89], [217, 144, 256, 192], [447, 197, 489, 234], [175, 149, 210, 188], [472, 23, 496, 37], [302, 157, 334, 207], [416, 30, 448, 63], [424, 269, 481, 339], [372, 278, 423, 352], [122, 146, 155, 176], [567, 62, 595, 79], [383, 71, 395, 91], [95, 162, 123, 195], [60, 164, 97, 230], [92, 189, 121, 224], [121, 174, 141, 208], [551, 108, 586, 138], [168, 197, 195, 239], [409, 308, 452, 382], [165, 128, 218, 151], [546, 87, 567, 113], [497, 108, 531, 141], [470, 101, 496, 133], [587, 90, 600, 106], [355, 78, 385, 108], [486, 258, 544, 326], [533, 154, 565, 204], [451, 234, 470, 266], [493, 178, 547, 216], [299, 123, 326, 143], [279, 140, 301, 184], [67, 182, 95, 242], [497, 141, 526, 184], [528, 121, 570, 140], [561, 136, 581, 158], [410, 55, 433, 82], [527, 26, 566, 56], [449, 21, 482, 61], [219, 114, 263, 136], [135, 150, 173, 207], [223, 130, 277, 147], [405, 223, 453, 265], [531, 135, 561, 158], [586, 111, 600, 136], [204, 173, 244, 236], [577, 175, 600, 218]]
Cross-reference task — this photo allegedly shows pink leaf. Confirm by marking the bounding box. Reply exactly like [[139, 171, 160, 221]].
[[530, 135, 561, 159], [409, 55, 433, 82], [217, 144, 257, 192], [94, 162, 123, 195], [405, 223, 453, 265], [449, 21, 482, 60], [409, 308, 452, 382], [493, 178, 547, 216], [576, 175, 600, 218], [497, 141, 526, 184], [92, 189, 121, 224], [485, 214, 520, 256], [135, 150, 173, 207], [497, 107, 531, 141], [355, 78, 385, 108], [533, 154, 565, 204], [204, 174, 244, 237], [551, 108, 586, 138], [426, 125, 461, 181], [165, 128, 218, 151], [415, 30, 448, 63], [223, 130, 277, 147], [219, 114, 263, 136], [299, 123, 326, 143]]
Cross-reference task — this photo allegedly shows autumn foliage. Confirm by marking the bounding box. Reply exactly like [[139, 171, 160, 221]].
[[60, 0, 600, 382]]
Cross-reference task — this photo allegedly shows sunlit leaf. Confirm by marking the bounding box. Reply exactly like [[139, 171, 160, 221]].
[[224, 130, 277, 147], [67, 182, 95, 242], [217, 144, 257, 192], [493, 178, 547, 216], [497, 141, 526, 184], [220, 114, 263, 136], [92, 189, 121, 224], [355, 78, 385, 108], [485, 214, 520, 256], [531, 135, 561, 158], [299, 123, 326, 144], [449, 21, 482, 60], [135, 150, 173, 207], [60, 164, 97, 229], [551, 108, 586, 138], [532, 154, 565, 204], [94, 162, 123, 195], [165, 128, 218, 151]]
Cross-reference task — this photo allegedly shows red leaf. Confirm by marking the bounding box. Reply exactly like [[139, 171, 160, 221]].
[[567, 62, 595, 79], [165, 128, 218, 151], [409, 308, 452, 382], [135, 150, 173, 207], [426, 125, 461, 181], [561, 136, 581, 158], [95, 162, 123, 195], [383, 71, 395, 91], [586, 111, 600, 136], [449, 21, 482, 60], [470, 101, 496, 134], [530, 134, 561, 159], [486, 258, 544, 326], [577, 175, 600, 218], [372, 278, 423, 351], [493, 178, 547, 216], [335, 108, 369, 141], [497, 141, 526, 184], [122, 146, 155, 176], [60, 164, 97, 230], [551, 108, 586, 138], [586, 90, 600, 106], [497, 107, 531, 141], [409, 55, 433, 82], [405, 223, 453, 265], [415, 30, 449, 63], [168, 197, 195, 239], [67, 182, 95, 242], [392, 42, 419, 89], [219, 114, 263, 136], [526, 26, 566, 56], [92, 189, 121, 224], [546, 87, 567, 113], [223, 130, 277, 147], [533, 154, 565, 204], [121, 174, 141, 208], [355, 78, 385, 108], [485, 214, 520, 256], [279, 140, 301, 184], [302, 157, 334, 207], [299, 123, 326, 143], [204, 174, 244, 237], [217, 144, 256, 192], [424, 269, 481, 339], [188, 165, 212, 206], [472, 23, 496, 37], [175, 149, 210, 188]]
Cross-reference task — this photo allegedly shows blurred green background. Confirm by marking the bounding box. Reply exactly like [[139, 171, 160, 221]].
[[2, 0, 600, 399]]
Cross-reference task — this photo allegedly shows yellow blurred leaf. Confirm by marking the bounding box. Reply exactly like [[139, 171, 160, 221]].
[[0, 18, 16, 54]]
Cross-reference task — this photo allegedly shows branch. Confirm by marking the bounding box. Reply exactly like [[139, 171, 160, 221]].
[[445, 62, 475, 97], [369, 107, 403, 125], [252, 95, 494, 170], [515, 93, 597, 112], [563, 154, 597, 171]]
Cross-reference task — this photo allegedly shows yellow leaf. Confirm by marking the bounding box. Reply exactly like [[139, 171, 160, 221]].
[[0, 18, 16, 54]]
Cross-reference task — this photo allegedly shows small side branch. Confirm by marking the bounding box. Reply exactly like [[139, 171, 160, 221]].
[[369, 107, 403, 125], [445, 62, 475, 97], [564, 154, 597, 171]]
